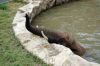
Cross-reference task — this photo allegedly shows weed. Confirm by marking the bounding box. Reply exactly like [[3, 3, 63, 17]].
[[12, 0, 24, 3], [0, 3, 8, 10]]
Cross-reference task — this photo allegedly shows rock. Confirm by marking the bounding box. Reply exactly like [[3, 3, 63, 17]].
[[12, 0, 100, 66]]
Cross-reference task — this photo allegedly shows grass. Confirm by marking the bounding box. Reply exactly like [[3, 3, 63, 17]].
[[0, 3, 8, 10], [0, 2, 50, 66], [12, 0, 25, 3]]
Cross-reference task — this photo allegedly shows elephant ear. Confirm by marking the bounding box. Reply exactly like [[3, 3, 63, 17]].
[[58, 37, 72, 47], [58, 38, 65, 44]]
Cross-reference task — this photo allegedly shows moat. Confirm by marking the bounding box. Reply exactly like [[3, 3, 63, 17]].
[[32, 0, 100, 63]]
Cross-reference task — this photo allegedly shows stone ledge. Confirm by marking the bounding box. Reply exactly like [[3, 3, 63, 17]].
[[12, 0, 100, 66]]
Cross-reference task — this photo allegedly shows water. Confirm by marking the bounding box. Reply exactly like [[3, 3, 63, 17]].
[[32, 0, 100, 63]]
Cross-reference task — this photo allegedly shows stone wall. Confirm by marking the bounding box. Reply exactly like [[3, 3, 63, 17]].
[[12, 0, 100, 66]]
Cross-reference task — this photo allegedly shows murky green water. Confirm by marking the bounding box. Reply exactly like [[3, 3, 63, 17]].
[[32, 0, 100, 63]]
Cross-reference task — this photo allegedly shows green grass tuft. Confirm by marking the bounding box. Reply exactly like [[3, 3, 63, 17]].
[[12, 0, 24, 3], [0, 3, 8, 10]]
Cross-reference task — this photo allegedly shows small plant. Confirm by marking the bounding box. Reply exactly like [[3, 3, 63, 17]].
[[12, 0, 24, 3], [0, 3, 8, 10]]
